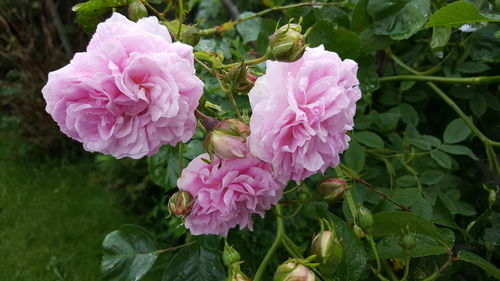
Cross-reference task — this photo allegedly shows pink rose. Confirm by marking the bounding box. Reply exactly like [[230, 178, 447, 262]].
[[178, 153, 286, 236], [42, 13, 203, 159], [249, 46, 361, 183]]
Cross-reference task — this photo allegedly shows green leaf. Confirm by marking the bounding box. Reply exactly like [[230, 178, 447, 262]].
[[426, 0, 497, 28], [430, 27, 451, 50], [391, 188, 421, 207], [343, 141, 366, 173], [420, 170, 444, 185], [309, 22, 361, 59], [430, 150, 453, 169], [366, 0, 411, 20], [372, 211, 452, 246], [330, 215, 370, 281], [376, 234, 449, 259], [469, 93, 487, 117], [101, 225, 159, 281], [439, 144, 479, 160], [148, 145, 180, 191], [236, 12, 261, 43], [162, 235, 226, 281], [354, 131, 384, 149], [73, 0, 133, 32], [396, 175, 417, 187], [313, 6, 350, 29], [372, 0, 430, 40], [443, 118, 471, 144], [469, 25, 500, 63], [457, 250, 500, 279], [457, 61, 490, 74], [351, 0, 372, 33]]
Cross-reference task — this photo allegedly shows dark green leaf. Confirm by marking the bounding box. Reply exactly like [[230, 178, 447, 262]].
[[409, 138, 432, 150], [148, 145, 180, 191], [351, 0, 372, 33], [457, 250, 500, 279], [426, 0, 496, 28], [309, 22, 361, 59], [354, 131, 384, 149], [391, 188, 421, 207], [372, 211, 452, 246], [372, 0, 430, 40], [376, 234, 448, 259], [162, 235, 226, 281], [236, 12, 261, 43], [343, 141, 366, 173], [73, 0, 133, 32], [443, 118, 471, 144], [439, 144, 479, 160], [469, 25, 500, 63], [313, 6, 350, 29], [457, 61, 490, 74], [366, 0, 411, 20], [330, 215, 370, 281], [101, 225, 158, 281], [420, 170, 444, 185], [430, 150, 453, 169], [469, 93, 487, 117], [396, 175, 417, 187]]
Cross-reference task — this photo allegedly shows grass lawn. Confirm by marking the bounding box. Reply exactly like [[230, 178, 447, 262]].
[[0, 134, 136, 281]]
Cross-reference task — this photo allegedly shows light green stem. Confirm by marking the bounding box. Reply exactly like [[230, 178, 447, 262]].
[[253, 205, 285, 281], [222, 55, 269, 69], [400, 256, 410, 281], [367, 235, 382, 272], [379, 75, 500, 84]]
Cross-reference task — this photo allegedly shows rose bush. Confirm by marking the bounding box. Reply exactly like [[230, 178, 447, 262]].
[[42, 13, 203, 159]]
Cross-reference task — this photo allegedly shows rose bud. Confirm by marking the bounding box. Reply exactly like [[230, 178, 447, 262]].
[[266, 23, 308, 62], [223, 242, 241, 266], [168, 191, 194, 218], [311, 230, 344, 276], [204, 119, 250, 160], [274, 260, 316, 281], [181, 25, 201, 46], [399, 231, 416, 250], [223, 64, 255, 93], [353, 224, 366, 239], [228, 264, 253, 281], [356, 205, 374, 233], [128, 0, 148, 21], [318, 178, 348, 204]]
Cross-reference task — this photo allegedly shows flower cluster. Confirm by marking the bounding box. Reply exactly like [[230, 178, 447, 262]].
[[43, 15, 360, 236]]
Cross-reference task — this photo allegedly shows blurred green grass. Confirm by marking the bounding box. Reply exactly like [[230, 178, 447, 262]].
[[0, 133, 135, 281]]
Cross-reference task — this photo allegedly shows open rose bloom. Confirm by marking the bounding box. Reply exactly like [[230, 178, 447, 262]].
[[42, 13, 203, 159], [178, 154, 286, 236], [249, 46, 361, 183]]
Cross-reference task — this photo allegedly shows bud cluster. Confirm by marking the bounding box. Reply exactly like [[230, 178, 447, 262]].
[[266, 22, 309, 62]]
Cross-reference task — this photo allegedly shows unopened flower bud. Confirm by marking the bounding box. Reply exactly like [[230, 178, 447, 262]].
[[274, 260, 316, 281], [223, 242, 241, 266], [128, 0, 148, 22], [353, 224, 365, 239], [311, 231, 344, 275], [223, 65, 255, 93], [168, 191, 194, 218], [356, 206, 373, 232], [181, 25, 200, 46], [204, 119, 250, 159], [318, 178, 348, 204], [267, 23, 307, 62], [232, 273, 252, 281], [399, 231, 416, 250]]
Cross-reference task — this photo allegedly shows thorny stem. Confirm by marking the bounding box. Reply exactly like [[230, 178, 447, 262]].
[[379, 75, 500, 84], [254, 205, 285, 281], [198, 1, 347, 36], [340, 165, 410, 211]]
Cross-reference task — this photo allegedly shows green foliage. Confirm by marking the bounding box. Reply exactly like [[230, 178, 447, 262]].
[[73, 0, 133, 32], [102, 225, 159, 281], [427, 0, 499, 28], [162, 235, 226, 281]]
